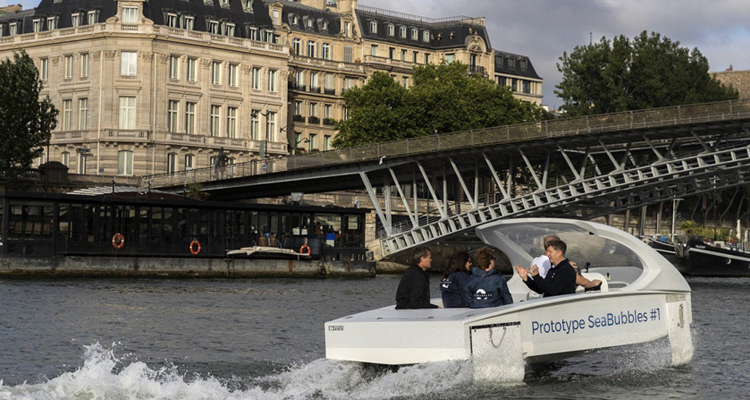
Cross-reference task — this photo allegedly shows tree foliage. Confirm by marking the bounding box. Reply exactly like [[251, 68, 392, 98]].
[[333, 62, 548, 148], [555, 31, 739, 117], [0, 50, 57, 176]]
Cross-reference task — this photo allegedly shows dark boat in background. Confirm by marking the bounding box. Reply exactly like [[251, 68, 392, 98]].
[[675, 238, 750, 277], [643, 236, 681, 270]]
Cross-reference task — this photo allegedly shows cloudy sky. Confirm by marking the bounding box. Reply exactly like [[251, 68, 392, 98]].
[[8, 0, 750, 108]]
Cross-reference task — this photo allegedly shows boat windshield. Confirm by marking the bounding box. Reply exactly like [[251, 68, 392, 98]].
[[494, 222, 644, 273]]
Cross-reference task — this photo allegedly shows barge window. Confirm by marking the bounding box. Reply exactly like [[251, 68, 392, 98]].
[[83, 204, 95, 243], [58, 204, 70, 240], [163, 208, 174, 246]]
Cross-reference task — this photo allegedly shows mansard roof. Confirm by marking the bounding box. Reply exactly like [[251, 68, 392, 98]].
[[494, 50, 542, 80], [356, 7, 491, 51], [264, 0, 341, 37], [6, 0, 275, 37]]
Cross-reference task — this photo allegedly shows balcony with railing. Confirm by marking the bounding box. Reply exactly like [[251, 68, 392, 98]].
[[323, 118, 336, 126], [324, 88, 336, 95], [308, 116, 321, 125], [363, 55, 415, 71], [289, 82, 307, 91], [469, 65, 487, 77], [309, 86, 321, 94], [293, 115, 306, 122], [207, 136, 247, 151], [105, 129, 151, 143]]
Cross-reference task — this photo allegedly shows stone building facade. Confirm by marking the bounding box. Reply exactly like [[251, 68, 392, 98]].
[[713, 69, 750, 99], [0, 0, 543, 177]]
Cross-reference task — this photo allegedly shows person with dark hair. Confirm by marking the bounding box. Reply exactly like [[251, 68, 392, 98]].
[[516, 238, 576, 297], [395, 246, 439, 309], [439, 251, 472, 308], [462, 247, 513, 308]]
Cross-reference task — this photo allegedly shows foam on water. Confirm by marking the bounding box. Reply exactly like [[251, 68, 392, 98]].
[[0, 343, 473, 400]]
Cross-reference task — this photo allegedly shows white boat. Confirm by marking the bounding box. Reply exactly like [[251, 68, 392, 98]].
[[325, 218, 693, 382]]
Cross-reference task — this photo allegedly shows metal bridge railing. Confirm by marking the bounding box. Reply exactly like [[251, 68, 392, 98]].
[[143, 99, 750, 189]]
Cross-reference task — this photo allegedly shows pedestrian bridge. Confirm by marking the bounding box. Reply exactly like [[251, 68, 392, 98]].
[[143, 99, 750, 257]]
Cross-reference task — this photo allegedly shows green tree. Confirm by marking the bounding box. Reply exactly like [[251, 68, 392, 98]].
[[0, 50, 58, 176], [333, 62, 547, 148], [555, 31, 739, 117]]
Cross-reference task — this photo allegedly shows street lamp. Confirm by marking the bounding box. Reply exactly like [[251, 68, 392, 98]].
[[293, 137, 309, 155]]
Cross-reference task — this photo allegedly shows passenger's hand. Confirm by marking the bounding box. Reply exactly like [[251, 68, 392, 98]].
[[530, 265, 539, 276], [515, 265, 528, 281]]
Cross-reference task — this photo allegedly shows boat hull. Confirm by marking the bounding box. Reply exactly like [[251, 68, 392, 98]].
[[682, 243, 750, 277]]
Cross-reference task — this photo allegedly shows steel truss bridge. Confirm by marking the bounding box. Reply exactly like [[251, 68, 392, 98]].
[[143, 100, 750, 258]]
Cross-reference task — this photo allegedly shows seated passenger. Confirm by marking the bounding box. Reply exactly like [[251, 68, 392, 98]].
[[462, 247, 513, 308], [515, 238, 576, 297], [537, 235, 600, 290], [439, 251, 472, 308], [395, 246, 439, 309]]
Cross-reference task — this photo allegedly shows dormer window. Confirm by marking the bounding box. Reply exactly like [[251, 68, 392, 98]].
[[71, 12, 82, 27], [344, 21, 351, 37], [272, 9, 280, 25], [208, 20, 220, 34], [47, 16, 59, 30], [399, 26, 406, 38], [320, 19, 328, 31], [32, 18, 42, 32], [248, 26, 259, 40], [291, 15, 298, 25], [520, 60, 527, 70], [305, 18, 313, 29], [224, 22, 235, 36], [423, 30, 430, 42], [122, 7, 138, 24], [411, 28, 418, 40], [508, 58, 515, 69], [242, 0, 254, 13], [220, 0, 230, 9], [387, 24, 394, 36], [449, 31, 455, 39], [87, 10, 99, 25], [166, 13, 178, 28], [369, 21, 377, 34], [183, 15, 194, 30], [9, 22, 18, 35]]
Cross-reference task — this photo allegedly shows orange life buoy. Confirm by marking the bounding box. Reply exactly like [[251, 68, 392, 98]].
[[112, 233, 125, 249], [190, 239, 201, 255], [299, 244, 311, 255]]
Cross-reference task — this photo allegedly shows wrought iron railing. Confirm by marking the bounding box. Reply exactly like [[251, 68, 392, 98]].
[[143, 99, 750, 188]]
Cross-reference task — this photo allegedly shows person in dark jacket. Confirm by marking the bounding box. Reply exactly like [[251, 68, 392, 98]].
[[516, 238, 576, 297], [439, 251, 472, 308], [395, 246, 439, 309], [462, 247, 513, 308]]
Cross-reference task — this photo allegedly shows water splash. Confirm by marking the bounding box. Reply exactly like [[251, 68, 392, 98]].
[[0, 343, 474, 400]]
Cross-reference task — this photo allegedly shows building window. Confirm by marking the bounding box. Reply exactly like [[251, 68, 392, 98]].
[[77, 153, 87, 174], [344, 77, 356, 90], [119, 96, 136, 129], [310, 72, 319, 90], [186, 58, 197, 82], [387, 24, 394, 36], [78, 98, 88, 130], [122, 6, 138, 24], [225, 22, 235, 36], [400, 49, 406, 61], [344, 21, 351, 37], [369, 21, 377, 33], [64, 55, 73, 79], [343, 106, 349, 120], [9, 22, 18, 36], [399, 26, 406, 38], [80, 53, 89, 77], [169, 56, 180, 79], [33, 19, 42, 32], [402, 77, 408, 88], [309, 134, 317, 151], [168, 100, 179, 132], [40, 59, 48, 81], [228, 64, 238, 87], [118, 150, 134, 175], [62, 100, 72, 130], [497, 76, 506, 86], [265, 111, 276, 141], [47, 16, 58, 30], [322, 43, 331, 60], [87, 10, 99, 25], [324, 135, 330, 151], [249, 27, 259, 41], [425, 53, 430, 64], [389, 47, 395, 59], [423, 30, 430, 42], [210, 105, 221, 136], [508, 58, 515, 69], [166, 13, 178, 28], [61, 152, 70, 167], [211, 61, 221, 84], [520, 60, 527, 71], [344, 46, 353, 63], [121, 51, 137, 76], [307, 41, 316, 57], [523, 80, 531, 94], [294, 71, 304, 87], [226, 107, 237, 138], [370, 45, 378, 56], [251, 109, 260, 140], [208, 20, 220, 34], [252, 67, 261, 90], [268, 69, 277, 92], [324, 104, 332, 119], [272, 9, 280, 25], [511, 78, 518, 92], [321, 20, 328, 30], [445, 54, 456, 64], [183, 16, 194, 30], [185, 154, 194, 171], [185, 102, 196, 134], [291, 15, 299, 25], [309, 102, 317, 117], [294, 101, 303, 116], [167, 153, 177, 174], [325, 74, 334, 91], [292, 38, 301, 55], [413, 51, 418, 64], [411, 28, 418, 40]]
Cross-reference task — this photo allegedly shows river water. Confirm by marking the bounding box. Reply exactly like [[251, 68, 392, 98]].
[[0, 276, 747, 399]]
